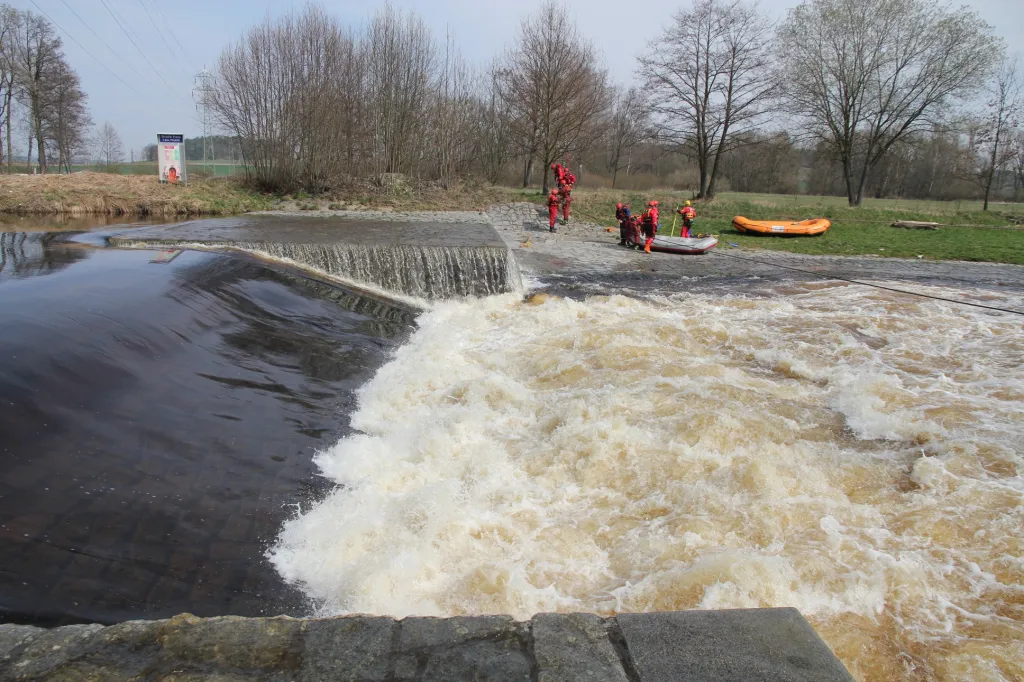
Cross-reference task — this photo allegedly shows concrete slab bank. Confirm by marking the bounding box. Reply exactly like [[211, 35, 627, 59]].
[[0, 608, 853, 681]]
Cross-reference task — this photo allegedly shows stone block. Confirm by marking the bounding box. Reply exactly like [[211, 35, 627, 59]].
[[0, 625, 41, 662], [157, 614, 303, 672], [394, 615, 531, 682], [0, 623, 103, 681], [298, 616, 395, 682], [532, 613, 628, 682], [615, 608, 854, 682]]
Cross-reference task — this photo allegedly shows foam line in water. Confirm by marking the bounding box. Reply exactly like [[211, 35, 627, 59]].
[[271, 283, 1024, 681]]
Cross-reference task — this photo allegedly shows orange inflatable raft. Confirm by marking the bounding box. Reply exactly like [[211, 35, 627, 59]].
[[732, 216, 831, 236]]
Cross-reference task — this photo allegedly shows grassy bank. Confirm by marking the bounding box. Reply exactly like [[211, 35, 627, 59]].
[[561, 188, 1024, 265], [0, 172, 274, 216]]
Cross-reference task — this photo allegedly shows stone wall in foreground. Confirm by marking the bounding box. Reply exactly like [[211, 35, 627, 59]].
[[0, 608, 853, 682]]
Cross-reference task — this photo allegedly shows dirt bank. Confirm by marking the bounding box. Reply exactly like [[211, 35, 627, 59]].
[[0, 172, 273, 216]]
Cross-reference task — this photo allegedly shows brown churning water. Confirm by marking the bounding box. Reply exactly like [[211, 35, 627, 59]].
[[271, 282, 1024, 681]]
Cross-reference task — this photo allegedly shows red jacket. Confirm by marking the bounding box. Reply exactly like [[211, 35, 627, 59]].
[[548, 192, 560, 208], [680, 206, 696, 221]]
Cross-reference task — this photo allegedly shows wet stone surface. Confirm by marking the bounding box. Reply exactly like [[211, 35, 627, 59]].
[[486, 202, 1024, 297], [0, 609, 854, 682], [112, 213, 505, 249]]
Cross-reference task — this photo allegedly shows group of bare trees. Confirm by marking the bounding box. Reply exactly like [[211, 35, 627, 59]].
[[0, 5, 92, 173], [211, 1, 615, 194], [209, 0, 1017, 206]]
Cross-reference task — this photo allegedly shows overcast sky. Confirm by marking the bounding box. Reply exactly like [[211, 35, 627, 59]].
[[12, 0, 1024, 157]]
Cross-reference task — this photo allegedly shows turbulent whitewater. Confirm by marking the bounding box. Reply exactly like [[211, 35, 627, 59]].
[[270, 282, 1024, 681]]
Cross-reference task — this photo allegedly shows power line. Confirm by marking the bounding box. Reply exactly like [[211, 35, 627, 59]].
[[145, 0, 195, 72], [135, 0, 191, 81], [25, 0, 147, 99], [57, 0, 159, 91], [711, 250, 1024, 317], [97, 0, 185, 99]]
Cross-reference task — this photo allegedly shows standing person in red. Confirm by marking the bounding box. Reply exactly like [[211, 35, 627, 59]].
[[641, 200, 659, 253], [615, 203, 632, 245], [547, 189, 561, 232], [557, 168, 575, 224], [551, 163, 567, 189], [678, 200, 696, 238]]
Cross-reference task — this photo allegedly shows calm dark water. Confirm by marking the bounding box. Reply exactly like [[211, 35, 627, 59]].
[[0, 231, 414, 626]]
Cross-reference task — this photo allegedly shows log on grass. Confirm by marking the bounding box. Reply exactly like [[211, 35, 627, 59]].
[[891, 220, 940, 230]]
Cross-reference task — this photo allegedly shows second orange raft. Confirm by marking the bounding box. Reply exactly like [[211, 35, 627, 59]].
[[732, 216, 831, 236]]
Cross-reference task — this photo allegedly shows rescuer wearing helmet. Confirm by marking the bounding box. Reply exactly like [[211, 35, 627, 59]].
[[560, 180, 575, 225], [615, 202, 631, 246], [641, 200, 659, 253], [679, 200, 696, 238], [547, 189, 561, 232]]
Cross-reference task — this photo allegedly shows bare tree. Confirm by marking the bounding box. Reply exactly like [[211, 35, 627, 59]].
[[12, 10, 61, 173], [604, 87, 649, 188], [45, 58, 90, 173], [638, 0, 775, 198], [497, 0, 609, 193], [366, 5, 436, 176], [0, 5, 19, 170], [96, 121, 124, 166], [1012, 131, 1024, 201], [968, 55, 1021, 210], [475, 66, 516, 183], [430, 31, 474, 188], [779, 0, 1002, 207]]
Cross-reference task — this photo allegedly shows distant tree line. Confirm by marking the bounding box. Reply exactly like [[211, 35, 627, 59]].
[[142, 136, 244, 163]]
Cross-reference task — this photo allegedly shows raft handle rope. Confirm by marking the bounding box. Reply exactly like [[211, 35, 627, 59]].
[[710, 250, 1024, 317]]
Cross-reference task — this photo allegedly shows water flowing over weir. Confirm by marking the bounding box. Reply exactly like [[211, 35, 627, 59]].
[[108, 214, 522, 301], [269, 283, 1024, 682]]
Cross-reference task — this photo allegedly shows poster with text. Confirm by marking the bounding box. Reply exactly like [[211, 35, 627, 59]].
[[157, 134, 186, 184]]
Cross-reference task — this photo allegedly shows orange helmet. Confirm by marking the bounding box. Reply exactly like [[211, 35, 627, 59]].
[[550, 163, 558, 169], [616, 202, 623, 209], [648, 200, 658, 207]]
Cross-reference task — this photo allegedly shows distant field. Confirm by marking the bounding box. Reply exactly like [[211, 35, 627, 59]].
[[68, 162, 245, 178]]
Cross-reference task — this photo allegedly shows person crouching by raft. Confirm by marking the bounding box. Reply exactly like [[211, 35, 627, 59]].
[[678, 200, 696, 238], [640, 200, 659, 253], [547, 189, 561, 232], [616, 202, 632, 245]]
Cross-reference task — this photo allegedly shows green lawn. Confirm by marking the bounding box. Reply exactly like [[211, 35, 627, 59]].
[[561, 188, 1024, 265]]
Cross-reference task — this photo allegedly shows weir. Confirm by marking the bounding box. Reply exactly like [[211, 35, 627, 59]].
[[108, 213, 522, 301]]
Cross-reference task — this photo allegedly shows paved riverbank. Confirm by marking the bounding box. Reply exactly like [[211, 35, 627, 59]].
[[487, 202, 1024, 296], [0, 608, 853, 681]]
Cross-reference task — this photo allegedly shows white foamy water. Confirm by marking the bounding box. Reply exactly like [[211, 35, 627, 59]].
[[271, 282, 1024, 681]]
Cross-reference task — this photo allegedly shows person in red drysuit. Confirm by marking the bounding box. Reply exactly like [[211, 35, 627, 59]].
[[622, 215, 638, 246], [678, 200, 696, 238], [616, 203, 632, 246], [547, 189, 560, 232], [551, 163, 567, 189], [641, 200, 659, 253]]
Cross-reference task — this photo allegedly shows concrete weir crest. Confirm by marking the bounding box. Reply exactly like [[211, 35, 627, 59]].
[[108, 211, 524, 302]]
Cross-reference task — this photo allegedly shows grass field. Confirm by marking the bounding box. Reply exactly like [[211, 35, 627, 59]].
[[555, 188, 1024, 265]]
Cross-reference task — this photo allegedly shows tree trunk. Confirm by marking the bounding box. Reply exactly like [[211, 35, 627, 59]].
[[5, 90, 11, 174], [611, 165, 618, 189], [26, 135, 32, 173], [521, 156, 533, 188]]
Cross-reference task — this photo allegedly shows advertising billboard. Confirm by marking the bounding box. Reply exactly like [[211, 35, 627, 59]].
[[157, 134, 186, 184]]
